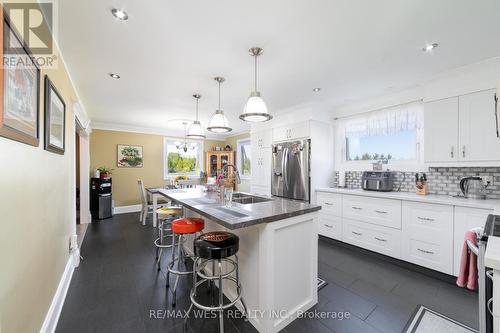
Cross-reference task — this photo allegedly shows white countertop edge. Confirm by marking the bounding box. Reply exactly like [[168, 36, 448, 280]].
[[485, 236, 500, 270], [315, 187, 500, 212]]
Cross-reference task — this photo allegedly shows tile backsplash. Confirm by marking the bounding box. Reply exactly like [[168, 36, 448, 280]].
[[334, 167, 500, 199]]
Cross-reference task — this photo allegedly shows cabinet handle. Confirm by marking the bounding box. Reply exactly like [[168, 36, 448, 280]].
[[417, 248, 434, 255], [352, 206, 363, 210], [417, 216, 435, 222], [374, 237, 387, 242], [324, 202, 333, 206], [324, 224, 333, 228], [375, 210, 388, 214], [450, 146, 454, 158], [462, 145, 466, 158], [352, 231, 362, 236]]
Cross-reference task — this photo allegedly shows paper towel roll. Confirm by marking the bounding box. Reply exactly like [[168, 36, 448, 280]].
[[338, 170, 346, 187]]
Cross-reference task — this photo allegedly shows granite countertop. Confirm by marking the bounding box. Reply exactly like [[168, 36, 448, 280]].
[[157, 188, 321, 230], [316, 187, 500, 212]]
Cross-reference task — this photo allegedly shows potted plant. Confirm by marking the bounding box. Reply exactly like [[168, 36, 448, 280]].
[[97, 166, 114, 179]]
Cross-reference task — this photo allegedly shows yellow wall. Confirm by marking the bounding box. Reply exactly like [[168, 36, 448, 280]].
[[89, 130, 250, 206], [0, 9, 81, 333], [89, 130, 228, 206]]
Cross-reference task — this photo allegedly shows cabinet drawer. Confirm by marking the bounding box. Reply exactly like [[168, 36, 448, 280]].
[[343, 195, 402, 229], [406, 239, 452, 274], [402, 201, 453, 237], [401, 201, 453, 274], [318, 213, 342, 240], [316, 192, 342, 216], [342, 218, 401, 259]]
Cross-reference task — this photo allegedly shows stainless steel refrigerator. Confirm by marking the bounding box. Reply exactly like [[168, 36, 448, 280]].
[[271, 139, 311, 202]]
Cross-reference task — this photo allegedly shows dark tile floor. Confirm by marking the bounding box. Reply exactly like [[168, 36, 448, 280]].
[[56, 213, 478, 333]]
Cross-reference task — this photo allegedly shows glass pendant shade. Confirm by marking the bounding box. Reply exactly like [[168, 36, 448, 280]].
[[240, 47, 272, 122], [187, 120, 205, 139], [240, 91, 272, 122], [207, 77, 232, 133], [207, 110, 232, 133], [187, 94, 206, 139]]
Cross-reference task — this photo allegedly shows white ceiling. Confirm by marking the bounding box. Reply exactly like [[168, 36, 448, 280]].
[[58, 0, 500, 138]]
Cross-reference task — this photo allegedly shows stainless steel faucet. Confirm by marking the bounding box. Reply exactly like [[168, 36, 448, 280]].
[[220, 164, 241, 184], [219, 164, 241, 203]]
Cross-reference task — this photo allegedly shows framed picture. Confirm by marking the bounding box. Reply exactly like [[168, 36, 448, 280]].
[[44, 75, 66, 154], [117, 144, 143, 168], [0, 11, 41, 146]]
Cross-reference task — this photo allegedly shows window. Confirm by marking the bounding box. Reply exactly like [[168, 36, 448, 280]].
[[237, 139, 251, 178], [163, 138, 203, 178], [343, 102, 423, 162], [346, 130, 417, 161]]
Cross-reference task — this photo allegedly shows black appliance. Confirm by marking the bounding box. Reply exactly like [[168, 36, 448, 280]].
[[90, 177, 113, 220], [361, 171, 394, 192]]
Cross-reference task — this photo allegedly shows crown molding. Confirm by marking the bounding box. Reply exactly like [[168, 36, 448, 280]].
[[91, 121, 227, 141]]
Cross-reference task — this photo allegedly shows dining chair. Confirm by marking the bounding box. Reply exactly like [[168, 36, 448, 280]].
[[137, 179, 168, 224]]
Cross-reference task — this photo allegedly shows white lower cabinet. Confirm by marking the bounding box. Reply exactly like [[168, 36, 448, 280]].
[[342, 218, 401, 259], [317, 190, 494, 276], [401, 202, 454, 275], [318, 213, 342, 240], [453, 206, 493, 276]]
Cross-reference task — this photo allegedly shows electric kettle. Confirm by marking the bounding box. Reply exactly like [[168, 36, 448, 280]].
[[459, 176, 487, 199]]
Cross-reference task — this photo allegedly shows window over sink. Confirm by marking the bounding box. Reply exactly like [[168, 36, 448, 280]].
[[338, 101, 424, 170], [163, 138, 203, 178]]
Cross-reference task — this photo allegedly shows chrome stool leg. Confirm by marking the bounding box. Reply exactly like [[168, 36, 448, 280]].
[[218, 259, 224, 333], [235, 255, 249, 320]]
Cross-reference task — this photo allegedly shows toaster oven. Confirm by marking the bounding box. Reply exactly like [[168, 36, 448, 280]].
[[361, 171, 394, 192]]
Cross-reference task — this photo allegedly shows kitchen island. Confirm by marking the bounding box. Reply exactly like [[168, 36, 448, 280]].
[[158, 188, 321, 333]]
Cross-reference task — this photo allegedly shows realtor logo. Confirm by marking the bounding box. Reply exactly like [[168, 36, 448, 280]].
[[2, 1, 58, 68], [3, 1, 53, 54]]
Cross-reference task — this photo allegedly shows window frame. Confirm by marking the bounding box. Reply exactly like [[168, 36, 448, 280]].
[[236, 138, 252, 179], [335, 107, 425, 172], [163, 137, 204, 179]]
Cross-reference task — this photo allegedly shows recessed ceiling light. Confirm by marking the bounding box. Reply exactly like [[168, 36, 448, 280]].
[[109, 73, 120, 79], [111, 8, 128, 20], [313, 87, 321, 92], [423, 43, 438, 52]]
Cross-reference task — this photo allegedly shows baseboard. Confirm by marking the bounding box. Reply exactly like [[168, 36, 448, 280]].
[[113, 204, 141, 215], [39, 255, 75, 333]]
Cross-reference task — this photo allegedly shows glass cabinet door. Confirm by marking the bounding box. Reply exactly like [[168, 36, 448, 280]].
[[209, 154, 218, 177], [220, 153, 229, 173]]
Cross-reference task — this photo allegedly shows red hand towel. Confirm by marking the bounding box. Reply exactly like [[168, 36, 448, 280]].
[[456, 230, 478, 290]]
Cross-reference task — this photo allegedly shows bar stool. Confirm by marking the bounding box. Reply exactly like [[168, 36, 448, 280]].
[[185, 231, 248, 333], [154, 207, 182, 271], [166, 217, 205, 306]]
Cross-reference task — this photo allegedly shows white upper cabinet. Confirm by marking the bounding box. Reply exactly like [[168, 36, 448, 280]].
[[251, 129, 272, 195], [251, 129, 272, 149], [424, 89, 499, 163], [458, 89, 499, 161], [273, 122, 310, 142], [424, 97, 459, 162]]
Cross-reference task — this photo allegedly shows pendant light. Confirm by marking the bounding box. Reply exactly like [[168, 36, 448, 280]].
[[187, 94, 205, 139], [240, 47, 272, 122], [207, 77, 232, 133]]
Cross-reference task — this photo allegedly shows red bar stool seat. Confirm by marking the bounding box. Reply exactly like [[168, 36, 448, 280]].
[[171, 217, 205, 234]]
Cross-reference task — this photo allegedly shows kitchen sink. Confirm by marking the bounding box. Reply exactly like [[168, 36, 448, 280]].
[[231, 192, 273, 204]]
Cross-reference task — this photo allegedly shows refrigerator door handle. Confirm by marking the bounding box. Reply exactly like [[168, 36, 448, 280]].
[[282, 148, 289, 193]]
